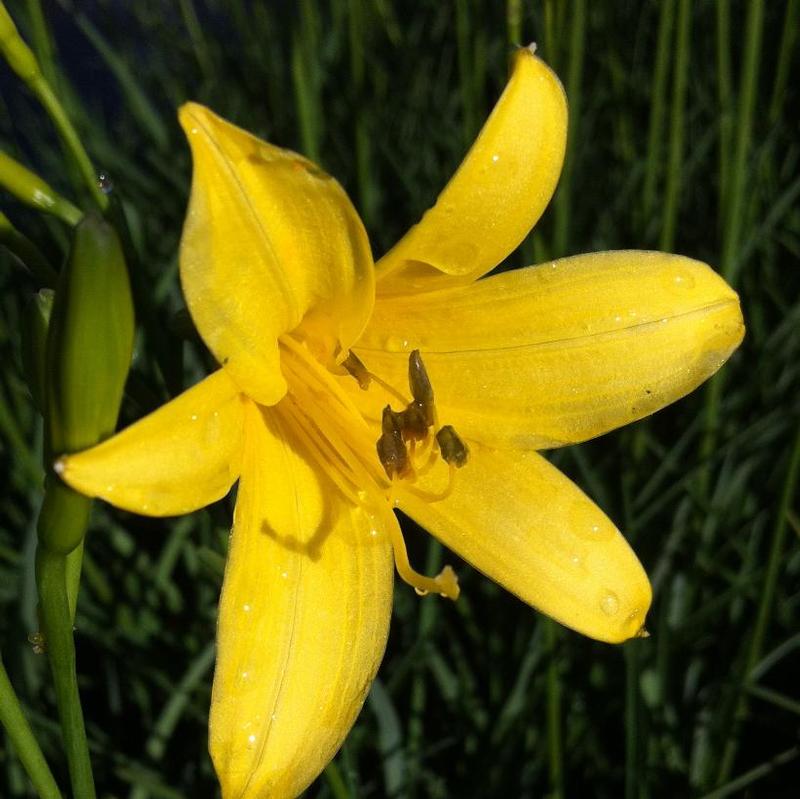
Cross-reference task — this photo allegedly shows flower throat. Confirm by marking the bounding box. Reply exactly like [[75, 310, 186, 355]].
[[279, 334, 468, 599]]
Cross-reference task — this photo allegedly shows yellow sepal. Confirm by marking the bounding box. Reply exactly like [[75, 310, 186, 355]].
[[57, 370, 245, 516], [398, 445, 651, 643], [376, 47, 567, 293], [353, 251, 744, 449]]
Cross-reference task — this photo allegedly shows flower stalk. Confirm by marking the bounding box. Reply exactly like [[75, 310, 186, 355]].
[[35, 548, 95, 799], [0, 1, 107, 211], [0, 151, 82, 227], [0, 653, 62, 799]]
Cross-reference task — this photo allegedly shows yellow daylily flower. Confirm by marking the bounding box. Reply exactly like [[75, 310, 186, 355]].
[[56, 47, 743, 799]]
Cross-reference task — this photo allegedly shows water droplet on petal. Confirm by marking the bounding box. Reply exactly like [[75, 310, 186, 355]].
[[491, 153, 500, 163], [600, 592, 620, 616]]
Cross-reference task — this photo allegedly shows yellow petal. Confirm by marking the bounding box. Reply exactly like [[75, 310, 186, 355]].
[[398, 445, 651, 643], [353, 252, 744, 448], [179, 103, 375, 405], [57, 370, 245, 516], [211, 402, 393, 799], [376, 47, 567, 293]]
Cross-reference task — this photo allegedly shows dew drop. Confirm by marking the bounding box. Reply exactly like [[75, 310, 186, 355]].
[[97, 172, 114, 195], [491, 153, 500, 163], [190, 413, 198, 421], [385, 336, 410, 353], [242, 603, 252, 613], [600, 592, 620, 616], [105, 484, 115, 493], [247, 734, 257, 748], [280, 571, 288, 579], [570, 553, 581, 566]]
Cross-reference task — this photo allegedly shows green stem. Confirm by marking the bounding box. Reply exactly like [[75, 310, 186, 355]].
[[323, 760, 350, 799], [767, 0, 798, 125], [0, 654, 63, 799], [659, 0, 691, 251], [0, 151, 82, 226], [291, 0, 322, 163], [624, 642, 640, 799], [720, 0, 764, 286], [178, 0, 214, 82], [506, 0, 522, 45], [715, 424, 800, 785], [701, 0, 764, 490], [0, 210, 58, 286], [0, 1, 106, 211], [642, 0, 674, 225], [552, 0, 585, 258], [544, 619, 563, 799], [715, 0, 732, 229], [455, 0, 477, 148], [36, 547, 96, 799], [348, 0, 374, 226], [24, 0, 56, 85]]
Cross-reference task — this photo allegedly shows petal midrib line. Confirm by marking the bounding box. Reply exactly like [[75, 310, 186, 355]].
[[187, 107, 297, 319], [358, 297, 738, 356]]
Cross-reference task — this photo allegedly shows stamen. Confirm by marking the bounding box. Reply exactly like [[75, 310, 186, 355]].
[[377, 406, 411, 480], [380, 504, 460, 600], [281, 335, 372, 432], [408, 350, 435, 426], [367, 370, 409, 407], [436, 425, 470, 468], [342, 350, 371, 390], [279, 399, 365, 508], [404, 462, 456, 503]]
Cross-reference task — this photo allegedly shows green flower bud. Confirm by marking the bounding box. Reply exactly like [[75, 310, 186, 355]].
[[21, 289, 54, 415], [0, 152, 82, 226], [41, 213, 134, 553]]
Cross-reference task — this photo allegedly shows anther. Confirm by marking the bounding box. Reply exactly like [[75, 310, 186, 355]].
[[342, 350, 371, 390], [436, 425, 469, 468], [408, 350, 435, 426], [377, 405, 411, 479]]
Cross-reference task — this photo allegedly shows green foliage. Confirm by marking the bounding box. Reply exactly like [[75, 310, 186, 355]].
[[1, 1, 798, 797]]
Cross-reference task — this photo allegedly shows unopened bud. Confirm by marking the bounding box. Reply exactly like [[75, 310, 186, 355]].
[[0, 152, 81, 226], [41, 213, 134, 553], [21, 289, 54, 414]]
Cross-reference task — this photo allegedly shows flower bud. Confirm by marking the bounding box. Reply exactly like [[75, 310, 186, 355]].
[[20, 289, 54, 415], [0, 152, 81, 226], [41, 213, 134, 553]]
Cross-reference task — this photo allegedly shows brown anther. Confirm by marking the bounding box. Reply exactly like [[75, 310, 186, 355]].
[[342, 350, 371, 390], [408, 350, 435, 426], [436, 425, 469, 468], [399, 402, 429, 443], [377, 405, 410, 479]]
